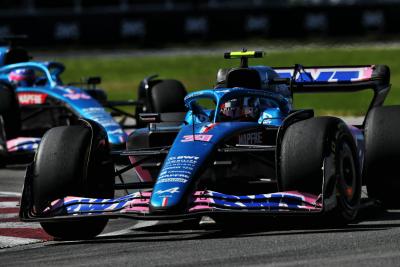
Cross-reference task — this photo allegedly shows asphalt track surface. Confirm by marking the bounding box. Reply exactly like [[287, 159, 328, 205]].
[[1, 163, 400, 266]]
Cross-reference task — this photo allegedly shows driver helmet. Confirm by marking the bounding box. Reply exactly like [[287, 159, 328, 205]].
[[220, 97, 261, 121], [8, 68, 35, 87]]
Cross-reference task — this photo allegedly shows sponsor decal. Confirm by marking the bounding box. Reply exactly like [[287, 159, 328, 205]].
[[275, 67, 373, 82], [63, 93, 91, 100], [238, 132, 263, 145], [157, 178, 188, 184], [17, 93, 47, 105], [157, 155, 200, 183], [181, 134, 212, 142]]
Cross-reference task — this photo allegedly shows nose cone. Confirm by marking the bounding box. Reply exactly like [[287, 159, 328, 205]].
[[149, 126, 216, 214], [149, 122, 260, 214]]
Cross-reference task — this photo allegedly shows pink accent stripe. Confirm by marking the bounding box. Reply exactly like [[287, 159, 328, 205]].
[[193, 191, 208, 197], [189, 205, 213, 212], [123, 206, 149, 212], [129, 156, 153, 182], [140, 192, 152, 197], [361, 67, 374, 80], [285, 191, 321, 206], [193, 198, 213, 204], [128, 199, 150, 205]]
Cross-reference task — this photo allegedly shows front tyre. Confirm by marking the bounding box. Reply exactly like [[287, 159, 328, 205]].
[[279, 117, 361, 223], [32, 121, 114, 239]]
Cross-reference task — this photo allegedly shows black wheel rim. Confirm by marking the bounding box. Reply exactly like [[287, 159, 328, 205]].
[[338, 142, 357, 205]]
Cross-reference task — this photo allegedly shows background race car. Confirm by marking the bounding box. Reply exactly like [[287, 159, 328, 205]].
[[19, 50, 400, 240], [0, 37, 187, 164]]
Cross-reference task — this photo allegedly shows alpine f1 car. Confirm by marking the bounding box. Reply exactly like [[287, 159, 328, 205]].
[[20, 50, 400, 240], [0, 37, 187, 163]]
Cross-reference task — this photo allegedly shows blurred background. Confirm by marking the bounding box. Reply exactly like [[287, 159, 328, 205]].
[[1, 0, 398, 45], [2, 0, 400, 114]]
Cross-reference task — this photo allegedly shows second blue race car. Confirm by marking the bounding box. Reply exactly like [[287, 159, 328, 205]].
[[0, 37, 187, 164]]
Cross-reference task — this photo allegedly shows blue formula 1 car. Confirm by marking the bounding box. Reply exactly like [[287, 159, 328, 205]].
[[20, 50, 400, 240], [0, 38, 187, 164]]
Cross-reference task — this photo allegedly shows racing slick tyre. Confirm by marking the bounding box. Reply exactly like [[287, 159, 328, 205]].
[[32, 122, 114, 239], [135, 79, 187, 128], [0, 81, 21, 139], [364, 105, 400, 208], [279, 117, 361, 223], [151, 79, 187, 113]]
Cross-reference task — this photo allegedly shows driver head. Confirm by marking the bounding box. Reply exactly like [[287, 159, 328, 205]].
[[9, 68, 35, 87], [220, 97, 261, 121]]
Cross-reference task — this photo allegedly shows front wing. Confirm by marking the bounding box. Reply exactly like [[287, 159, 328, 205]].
[[20, 190, 322, 222]]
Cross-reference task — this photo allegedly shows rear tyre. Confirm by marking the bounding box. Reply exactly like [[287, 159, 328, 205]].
[[364, 105, 400, 208], [32, 122, 114, 239], [279, 117, 361, 223], [0, 81, 21, 139], [151, 79, 187, 113]]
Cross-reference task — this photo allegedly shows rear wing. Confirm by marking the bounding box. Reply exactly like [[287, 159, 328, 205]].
[[274, 64, 391, 113]]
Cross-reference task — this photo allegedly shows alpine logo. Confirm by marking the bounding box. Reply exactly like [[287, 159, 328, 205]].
[[17, 93, 48, 105], [155, 187, 180, 195]]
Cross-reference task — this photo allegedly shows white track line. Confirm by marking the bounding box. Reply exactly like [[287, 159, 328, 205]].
[[0, 202, 20, 208], [0, 222, 41, 229], [0, 213, 18, 219], [0, 236, 43, 249], [0, 192, 22, 197], [99, 220, 159, 237], [98, 229, 133, 237]]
